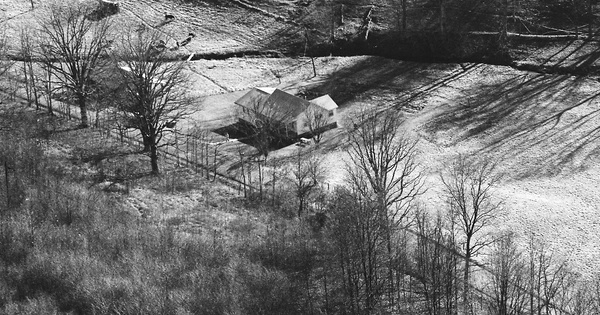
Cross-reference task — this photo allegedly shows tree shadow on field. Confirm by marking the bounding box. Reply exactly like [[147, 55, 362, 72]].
[[425, 71, 600, 179], [295, 57, 456, 109], [520, 35, 600, 73]]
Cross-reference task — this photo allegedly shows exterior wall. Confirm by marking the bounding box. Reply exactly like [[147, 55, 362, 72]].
[[237, 103, 338, 138], [296, 105, 337, 135]]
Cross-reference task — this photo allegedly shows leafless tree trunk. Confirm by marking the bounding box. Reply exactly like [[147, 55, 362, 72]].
[[441, 154, 502, 315], [114, 29, 194, 175], [347, 108, 424, 231], [39, 3, 112, 128], [290, 148, 325, 217], [20, 30, 34, 108], [19, 30, 39, 108], [239, 149, 247, 198], [347, 108, 424, 310], [414, 209, 461, 315], [305, 104, 330, 144], [328, 186, 386, 314], [39, 62, 57, 116], [486, 231, 528, 315], [526, 236, 578, 315], [0, 32, 15, 103]]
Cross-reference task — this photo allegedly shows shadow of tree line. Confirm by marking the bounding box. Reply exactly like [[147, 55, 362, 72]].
[[425, 70, 600, 179]]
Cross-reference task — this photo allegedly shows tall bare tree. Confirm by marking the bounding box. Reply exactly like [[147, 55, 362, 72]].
[[114, 30, 193, 175], [347, 108, 425, 307], [526, 236, 577, 315], [289, 148, 325, 217], [0, 32, 15, 104], [39, 3, 112, 128], [347, 108, 424, 228], [327, 186, 387, 314], [20, 29, 40, 110], [441, 154, 502, 314], [414, 209, 460, 315], [304, 104, 330, 144], [486, 231, 528, 315]]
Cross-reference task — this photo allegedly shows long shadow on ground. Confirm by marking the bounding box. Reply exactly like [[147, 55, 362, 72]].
[[425, 70, 600, 179], [294, 56, 457, 109]]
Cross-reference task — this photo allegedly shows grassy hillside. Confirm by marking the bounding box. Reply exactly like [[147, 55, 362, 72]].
[[3, 0, 600, 65]]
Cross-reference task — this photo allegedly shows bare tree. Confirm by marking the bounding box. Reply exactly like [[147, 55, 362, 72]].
[[114, 30, 193, 175], [441, 154, 502, 314], [289, 148, 325, 217], [327, 186, 387, 314], [39, 59, 58, 116], [526, 236, 578, 315], [347, 108, 424, 227], [561, 280, 594, 315], [346, 108, 425, 308], [486, 231, 528, 315], [20, 29, 40, 110], [414, 209, 461, 315], [304, 104, 330, 144], [0, 32, 15, 104], [303, 26, 317, 77], [39, 2, 112, 128]]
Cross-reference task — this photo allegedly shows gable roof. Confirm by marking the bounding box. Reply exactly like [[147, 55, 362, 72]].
[[235, 88, 310, 122], [234, 88, 271, 108], [310, 94, 338, 111], [257, 87, 276, 94], [266, 89, 310, 120]]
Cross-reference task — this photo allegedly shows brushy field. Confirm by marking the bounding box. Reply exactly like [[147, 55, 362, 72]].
[[0, 109, 317, 314]]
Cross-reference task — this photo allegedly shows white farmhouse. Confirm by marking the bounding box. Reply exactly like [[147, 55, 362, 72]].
[[234, 87, 338, 138]]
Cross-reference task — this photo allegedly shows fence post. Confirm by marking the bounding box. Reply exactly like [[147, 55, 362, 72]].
[[175, 131, 180, 167], [5, 161, 10, 208]]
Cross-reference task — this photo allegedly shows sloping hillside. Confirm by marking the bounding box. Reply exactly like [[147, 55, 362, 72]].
[[0, 0, 299, 55]]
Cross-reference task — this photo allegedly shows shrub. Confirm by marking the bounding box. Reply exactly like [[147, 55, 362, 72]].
[[2, 294, 60, 315], [15, 258, 92, 314], [236, 260, 300, 315]]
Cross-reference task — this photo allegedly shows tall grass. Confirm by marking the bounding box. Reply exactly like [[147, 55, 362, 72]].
[[0, 111, 314, 314]]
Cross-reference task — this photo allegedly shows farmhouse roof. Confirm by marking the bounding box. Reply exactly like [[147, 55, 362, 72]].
[[267, 89, 311, 118], [257, 87, 276, 94], [234, 88, 271, 108], [235, 88, 311, 121], [310, 94, 338, 111]]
